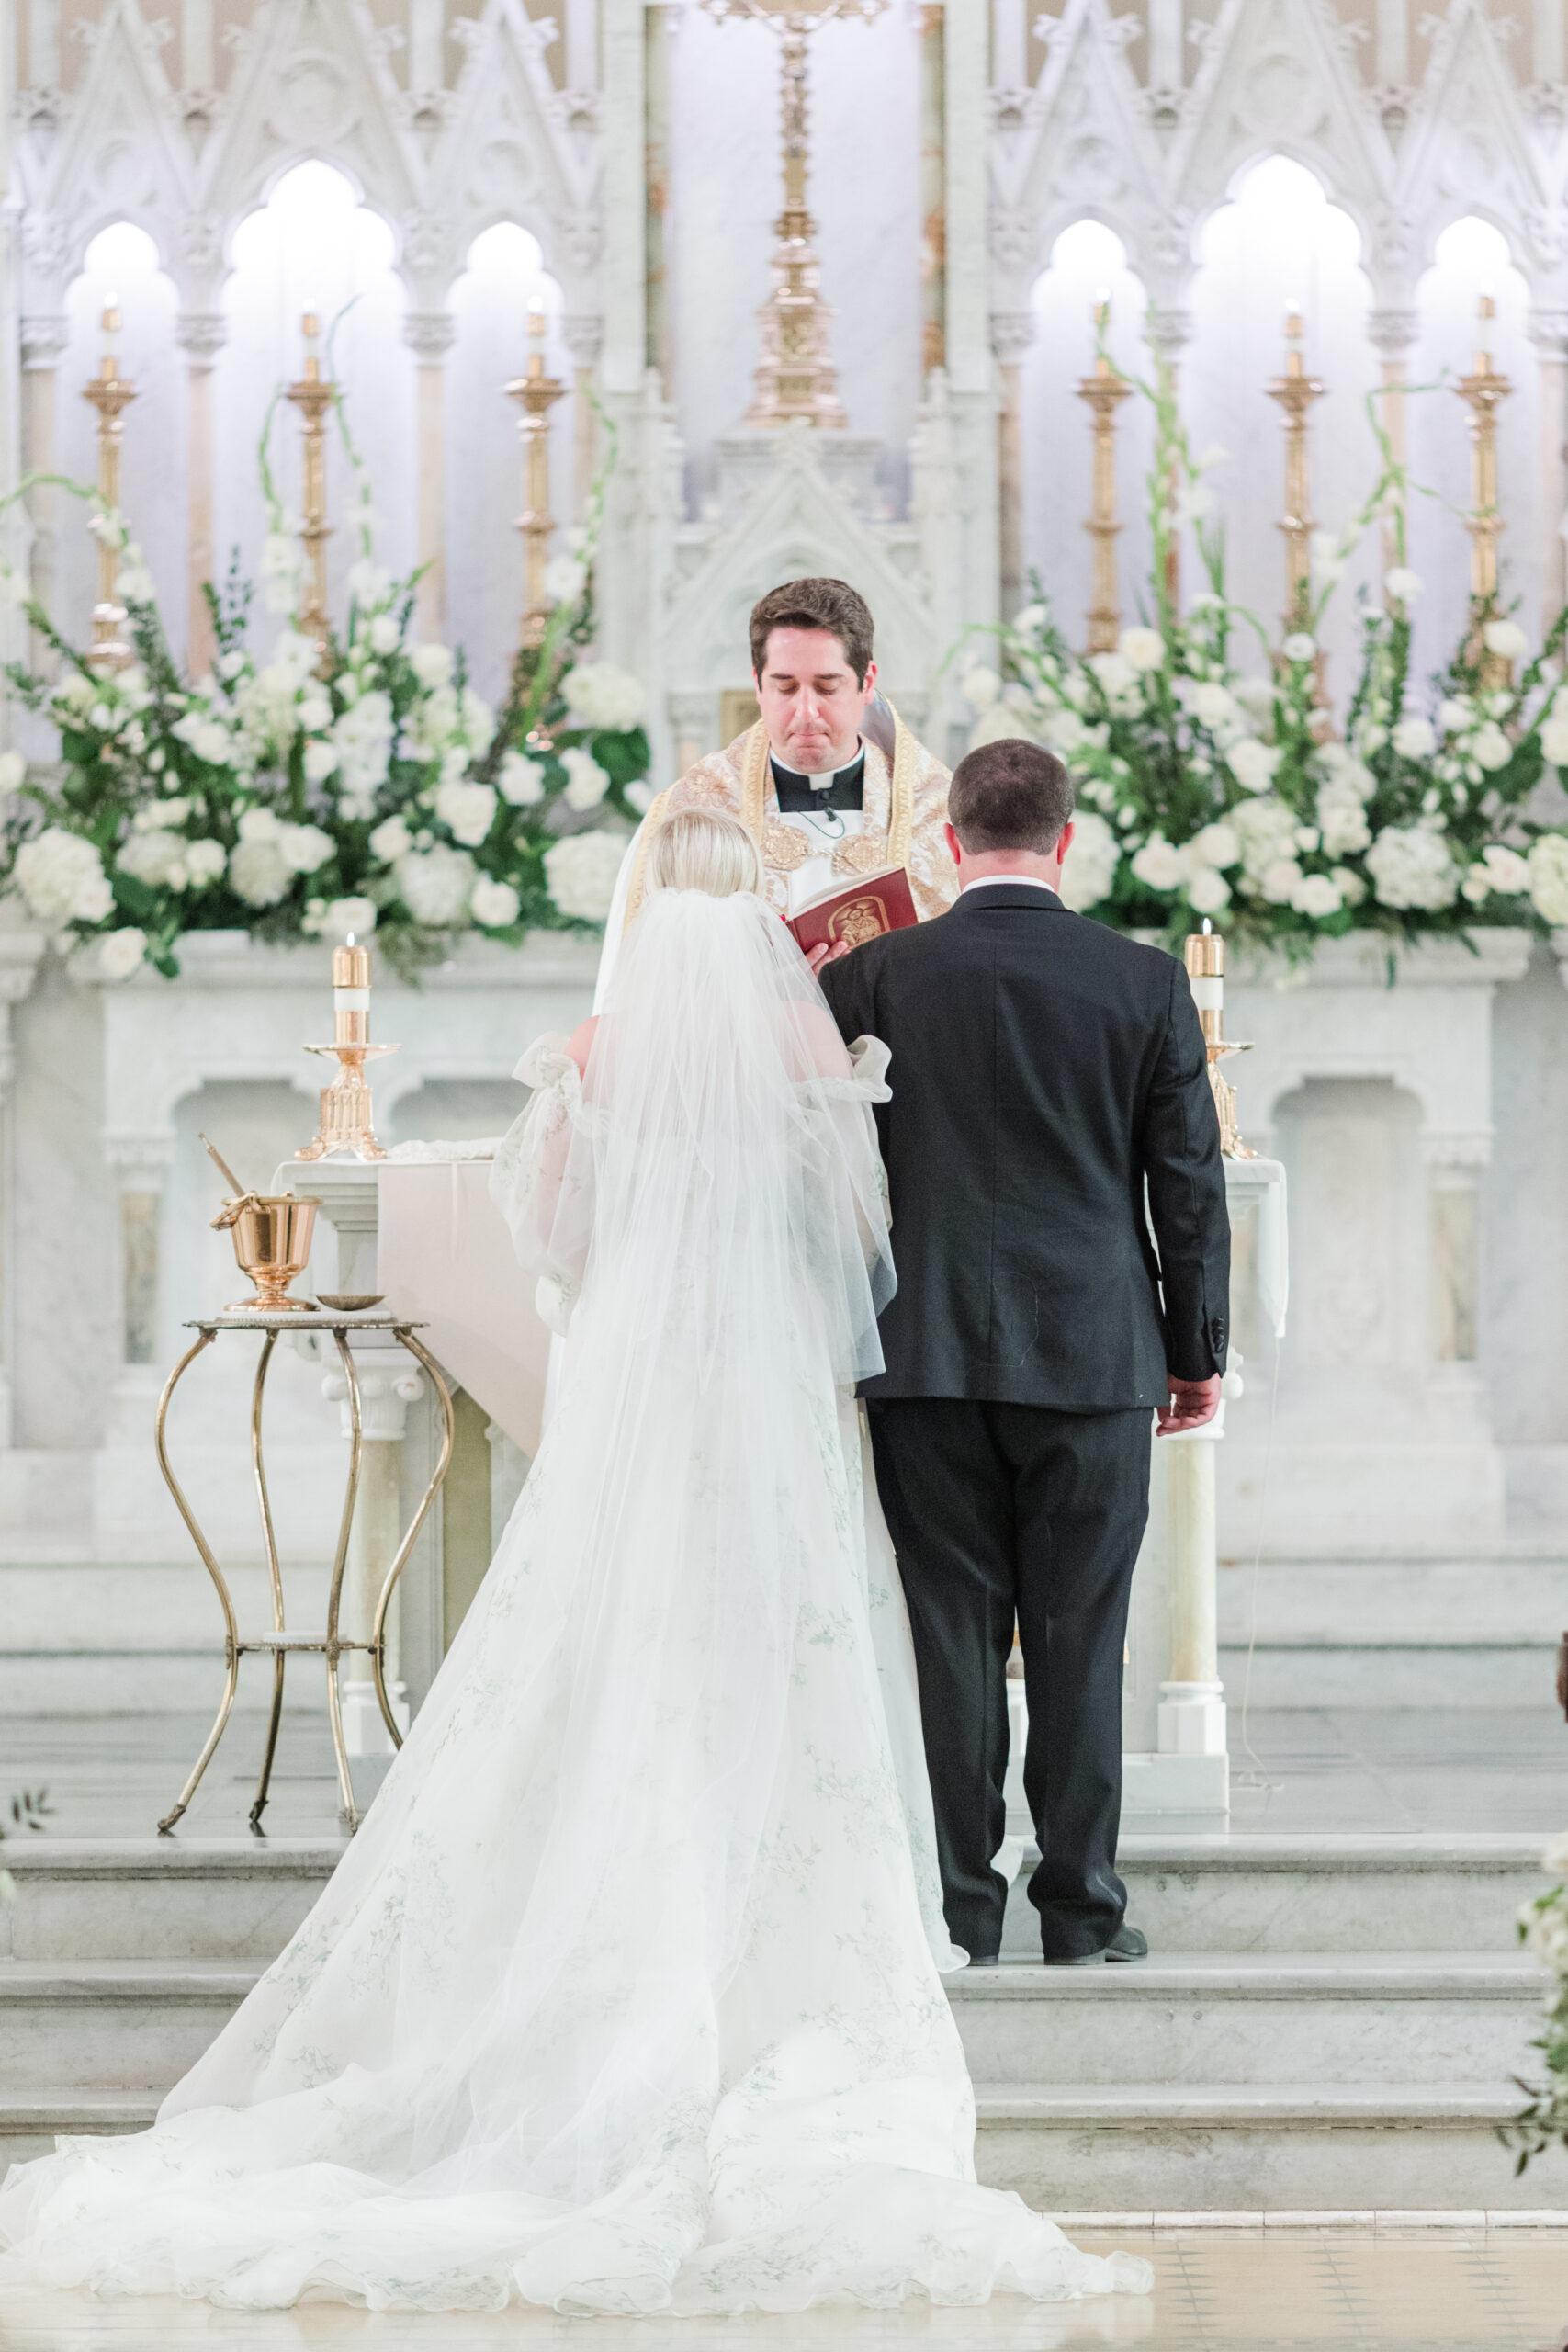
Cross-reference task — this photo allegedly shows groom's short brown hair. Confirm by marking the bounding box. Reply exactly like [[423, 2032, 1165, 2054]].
[[948, 740, 1075, 854], [750, 579, 874, 684]]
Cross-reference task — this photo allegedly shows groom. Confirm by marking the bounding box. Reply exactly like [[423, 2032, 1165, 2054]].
[[818, 739, 1231, 1967]]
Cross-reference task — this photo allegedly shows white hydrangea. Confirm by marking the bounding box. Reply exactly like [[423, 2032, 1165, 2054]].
[[1365, 822, 1459, 910], [1186, 866, 1232, 914], [560, 748, 611, 812], [1089, 650, 1136, 698], [562, 663, 646, 734], [1471, 723, 1513, 773], [1130, 834, 1187, 892], [323, 895, 378, 938], [1232, 796, 1299, 881], [499, 750, 547, 807], [333, 690, 394, 800], [1318, 795, 1372, 856], [397, 843, 477, 926], [279, 823, 333, 876], [1258, 856, 1303, 904], [1438, 695, 1474, 736], [117, 830, 189, 888], [471, 876, 521, 929], [1461, 844, 1530, 903], [1226, 738, 1279, 794], [1056, 809, 1119, 911], [369, 815, 412, 862], [1117, 626, 1164, 673], [1189, 821, 1240, 871], [544, 830, 627, 922], [1392, 716, 1437, 760], [1190, 681, 1237, 731], [98, 926, 146, 980], [302, 739, 340, 784], [14, 828, 113, 923], [172, 712, 236, 767], [1483, 618, 1529, 662], [1527, 834, 1568, 926], [1540, 717, 1568, 767], [1317, 742, 1376, 799], [434, 778, 498, 847], [1331, 865, 1368, 905], [228, 835, 291, 907], [410, 643, 454, 692], [183, 840, 228, 887], [1292, 871, 1344, 919]]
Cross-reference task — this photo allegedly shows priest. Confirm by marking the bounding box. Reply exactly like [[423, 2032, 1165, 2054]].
[[594, 578, 955, 999]]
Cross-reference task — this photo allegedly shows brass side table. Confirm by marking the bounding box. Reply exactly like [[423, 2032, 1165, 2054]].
[[153, 1311, 455, 1836]]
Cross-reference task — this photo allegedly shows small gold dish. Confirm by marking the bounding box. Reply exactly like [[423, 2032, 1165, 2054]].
[[316, 1293, 385, 1314], [218, 1193, 321, 1314]]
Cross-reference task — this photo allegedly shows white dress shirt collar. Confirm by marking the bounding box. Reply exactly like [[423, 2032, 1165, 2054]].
[[959, 874, 1060, 897]]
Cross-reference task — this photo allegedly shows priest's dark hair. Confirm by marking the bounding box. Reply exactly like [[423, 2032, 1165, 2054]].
[[948, 739, 1075, 855], [750, 579, 874, 684]]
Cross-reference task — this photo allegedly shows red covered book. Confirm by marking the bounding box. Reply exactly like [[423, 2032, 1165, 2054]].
[[785, 866, 918, 957]]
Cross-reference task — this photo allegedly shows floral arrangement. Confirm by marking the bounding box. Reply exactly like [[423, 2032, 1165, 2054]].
[[960, 345, 1568, 953], [0, 394, 648, 981], [1502, 1830, 1568, 2173]]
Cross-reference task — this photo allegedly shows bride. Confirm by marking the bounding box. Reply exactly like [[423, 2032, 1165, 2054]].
[[0, 808, 1150, 2319]]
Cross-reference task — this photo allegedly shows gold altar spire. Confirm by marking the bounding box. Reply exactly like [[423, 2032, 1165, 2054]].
[[1456, 291, 1513, 685], [286, 309, 334, 662], [1077, 292, 1131, 654], [1266, 302, 1324, 638], [83, 296, 137, 673], [505, 295, 567, 650]]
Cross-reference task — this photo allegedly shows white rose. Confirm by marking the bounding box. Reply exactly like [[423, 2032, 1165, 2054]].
[[1226, 738, 1279, 794], [1392, 716, 1437, 760], [410, 643, 454, 691], [298, 695, 331, 732], [1471, 724, 1512, 772], [560, 747, 610, 813], [1527, 834, 1568, 926], [544, 831, 626, 922], [561, 663, 646, 734], [470, 876, 521, 929], [117, 829, 188, 888], [302, 739, 340, 784], [1117, 627, 1165, 673], [1186, 866, 1232, 914], [1384, 567, 1423, 604], [1366, 823, 1460, 911], [434, 777, 498, 847], [397, 842, 477, 926], [369, 815, 412, 862], [324, 895, 377, 937], [1438, 696, 1473, 735], [278, 822, 333, 876], [962, 665, 1001, 712], [1282, 633, 1316, 663], [1540, 717, 1568, 766], [0, 751, 24, 796], [1131, 835, 1187, 892], [1331, 865, 1368, 906], [228, 836, 291, 907], [1190, 822, 1240, 870], [1258, 856, 1303, 904], [1056, 809, 1119, 911], [543, 555, 586, 606], [98, 926, 146, 980], [1191, 681, 1236, 730], [1292, 871, 1344, 919], [1483, 619, 1529, 662], [367, 614, 400, 655], [1462, 845, 1530, 902], [14, 828, 113, 924], [499, 751, 547, 807]]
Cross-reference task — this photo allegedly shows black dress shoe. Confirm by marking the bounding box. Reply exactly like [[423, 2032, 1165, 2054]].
[[965, 1952, 1001, 1968], [1042, 1922, 1148, 1966]]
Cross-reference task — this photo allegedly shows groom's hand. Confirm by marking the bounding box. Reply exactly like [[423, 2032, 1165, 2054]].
[[1157, 1374, 1222, 1436], [805, 941, 852, 978]]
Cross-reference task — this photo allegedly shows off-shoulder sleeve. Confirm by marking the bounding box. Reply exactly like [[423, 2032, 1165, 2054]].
[[488, 1034, 592, 1258]]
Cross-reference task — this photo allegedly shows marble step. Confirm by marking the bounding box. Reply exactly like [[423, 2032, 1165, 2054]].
[[972, 2083, 1564, 2215], [5, 1835, 1549, 1964], [948, 1953, 1550, 2088], [0, 1962, 255, 2091], [0, 2089, 158, 2171]]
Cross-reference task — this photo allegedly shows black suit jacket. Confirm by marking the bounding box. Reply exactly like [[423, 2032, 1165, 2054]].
[[818, 882, 1231, 1410]]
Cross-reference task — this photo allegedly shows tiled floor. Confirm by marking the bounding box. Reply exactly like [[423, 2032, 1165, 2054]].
[[4, 1704, 1564, 1844], [0, 2230, 1565, 2349]]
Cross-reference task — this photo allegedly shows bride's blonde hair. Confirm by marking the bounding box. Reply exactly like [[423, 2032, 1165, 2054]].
[[649, 806, 765, 899]]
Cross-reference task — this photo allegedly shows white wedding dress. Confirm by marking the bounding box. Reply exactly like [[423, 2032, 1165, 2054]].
[[0, 889, 1150, 2318]]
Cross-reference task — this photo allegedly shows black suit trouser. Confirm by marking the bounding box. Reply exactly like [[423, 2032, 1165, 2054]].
[[866, 1397, 1152, 1962]]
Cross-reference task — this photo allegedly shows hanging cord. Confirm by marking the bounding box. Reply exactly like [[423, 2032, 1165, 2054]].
[[1231, 1318, 1283, 1795]]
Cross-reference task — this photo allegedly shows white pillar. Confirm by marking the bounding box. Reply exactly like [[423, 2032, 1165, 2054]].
[[1526, 308, 1568, 629], [990, 0, 1026, 89], [175, 313, 226, 676], [101, 1134, 177, 1450], [1156, 1427, 1227, 1760], [402, 312, 456, 642]]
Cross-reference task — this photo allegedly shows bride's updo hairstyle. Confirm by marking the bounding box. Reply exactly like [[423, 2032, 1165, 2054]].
[[649, 806, 764, 899]]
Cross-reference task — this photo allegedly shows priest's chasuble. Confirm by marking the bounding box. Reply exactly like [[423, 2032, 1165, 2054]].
[[593, 707, 955, 1006]]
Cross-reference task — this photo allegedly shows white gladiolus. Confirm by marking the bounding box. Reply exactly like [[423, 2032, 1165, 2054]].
[[1392, 716, 1437, 759], [560, 747, 611, 812], [0, 751, 24, 796], [562, 663, 647, 733], [1461, 845, 1530, 902], [1130, 835, 1187, 892], [369, 815, 412, 862], [347, 560, 391, 610], [962, 665, 1001, 711], [1225, 738, 1279, 793], [410, 643, 455, 691], [499, 751, 547, 807], [1117, 627, 1164, 673], [545, 831, 626, 922], [434, 778, 498, 847], [470, 876, 521, 929], [258, 532, 303, 615], [1527, 834, 1568, 925], [1292, 872, 1344, 919], [1542, 717, 1568, 766], [1189, 822, 1240, 870], [15, 829, 113, 923], [1186, 866, 1232, 914], [543, 555, 587, 606], [1056, 810, 1119, 911], [1366, 823, 1460, 910], [1471, 724, 1513, 772], [115, 550, 155, 605], [398, 843, 478, 926], [279, 823, 333, 876], [98, 926, 147, 979], [1483, 618, 1529, 662], [1384, 567, 1423, 603]]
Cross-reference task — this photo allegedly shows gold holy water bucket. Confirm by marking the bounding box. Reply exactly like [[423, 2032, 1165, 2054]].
[[222, 1193, 321, 1313]]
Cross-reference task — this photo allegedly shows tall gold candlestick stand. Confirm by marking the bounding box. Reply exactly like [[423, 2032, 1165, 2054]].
[[1266, 305, 1325, 639], [1456, 292, 1513, 685], [505, 300, 567, 650], [705, 0, 885, 428], [1077, 295, 1131, 652], [83, 300, 137, 673], [286, 311, 334, 662], [1185, 923, 1255, 1161]]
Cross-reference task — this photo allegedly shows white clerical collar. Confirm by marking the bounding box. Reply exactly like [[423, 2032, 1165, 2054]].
[[772, 741, 865, 796], [960, 875, 1059, 896]]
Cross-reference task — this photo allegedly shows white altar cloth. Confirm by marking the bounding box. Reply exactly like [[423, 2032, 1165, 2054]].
[[377, 1160, 547, 1454]]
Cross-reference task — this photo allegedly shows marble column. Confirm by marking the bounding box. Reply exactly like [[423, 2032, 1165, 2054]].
[[19, 316, 66, 666], [403, 311, 457, 644], [991, 311, 1033, 618], [1526, 307, 1568, 627], [321, 1353, 425, 1754], [102, 1135, 176, 1448], [563, 314, 604, 523], [175, 312, 226, 677]]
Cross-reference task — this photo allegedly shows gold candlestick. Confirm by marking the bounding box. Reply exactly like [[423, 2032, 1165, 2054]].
[[83, 297, 137, 673], [1077, 293, 1131, 653], [1266, 303, 1325, 639], [296, 936, 399, 1163], [1184, 922, 1255, 1161], [286, 310, 334, 662], [504, 298, 567, 650], [705, 0, 884, 428], [1456, 292, 1512, 684]]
